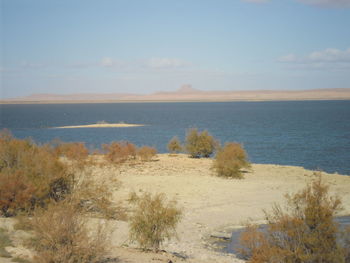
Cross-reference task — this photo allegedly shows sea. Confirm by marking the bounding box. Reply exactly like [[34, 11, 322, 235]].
[[0, 100, 349, 175]]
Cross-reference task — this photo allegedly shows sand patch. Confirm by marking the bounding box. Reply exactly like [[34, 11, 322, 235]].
[[54, 123, 145, 128]]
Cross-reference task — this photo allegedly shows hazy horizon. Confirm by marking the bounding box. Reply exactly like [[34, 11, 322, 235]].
[[1, 0, 350, 99]]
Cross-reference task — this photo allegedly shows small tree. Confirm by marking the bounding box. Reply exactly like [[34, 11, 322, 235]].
[[239, 176, 347, 262], [128, 192, 182, 252], [185, 128, 217, 158], [167, 136, 182, 154], [212, 142, 250, 179]]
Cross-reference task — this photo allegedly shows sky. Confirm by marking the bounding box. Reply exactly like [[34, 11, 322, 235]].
[[1, 0, 350, 98]]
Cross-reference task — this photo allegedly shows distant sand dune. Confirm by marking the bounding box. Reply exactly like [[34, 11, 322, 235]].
[[54, 123, 145, 128], [3, 87, 350, 104]]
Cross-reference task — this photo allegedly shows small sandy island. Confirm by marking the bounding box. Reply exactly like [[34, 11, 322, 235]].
[[2, 154, 350, 263], [54, 123, 145, 128]]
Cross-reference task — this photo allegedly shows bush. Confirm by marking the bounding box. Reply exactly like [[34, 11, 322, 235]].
[[0, 130, 73, 216], [167, 136, 182, 154], [0, 171, 36, 217], [185, 128, 217, 158], [69, 169, 126, 220], [137, 146, 157, 162], [28, 200, 110, 263], [102, 141, 136, 164], [239, 176, 348, 262], [128, 192, 182, 252], [212, 142, 250, 179], [53, 141, 89, 168]]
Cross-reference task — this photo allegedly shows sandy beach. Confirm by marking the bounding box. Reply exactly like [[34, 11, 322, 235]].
[[2, 154, 350, 263], [104, 154, 350, 262], [54, 123, 145, 128]]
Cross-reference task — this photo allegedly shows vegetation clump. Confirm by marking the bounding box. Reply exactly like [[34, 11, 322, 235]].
[[239, 176, 349, 262], [128, 192, 182, 252], [53, 141, 89, 168], [137, 146, 157, 162], [102, 141, 137, 164], [213, 142, 250, 179], [185, 128, 217, 158], [167, 136, 182, 154], [0, 130, 72, 216], [28, 200, 110, 263]]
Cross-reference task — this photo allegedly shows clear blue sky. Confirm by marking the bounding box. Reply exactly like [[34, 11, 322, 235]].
[[1, 0, 350, 98]]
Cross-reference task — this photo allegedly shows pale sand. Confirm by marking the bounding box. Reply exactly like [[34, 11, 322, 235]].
[[54, 123, 145, 128], [2, 154, 349, 263], [104, 154, 350, 263]]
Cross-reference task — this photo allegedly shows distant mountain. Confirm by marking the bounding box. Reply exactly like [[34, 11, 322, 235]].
[[176, 84, 202, 93], [2, 86, 350, 103]]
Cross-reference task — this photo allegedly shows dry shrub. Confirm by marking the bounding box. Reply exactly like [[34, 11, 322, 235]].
[[212, 142, 250, 179], [0, 130, 73, 216], [137, 146, 157, 162], [185, 128, 217, 158], [239, 176, 348, 262], [167, 136, 182, 154], [69, 169, 126, 220], [28, 200, 110, 263], [0, 171, 36, 217], [102, 141, 136, 164], [128, 192, 182, 252], [54, 141, 89, 168]]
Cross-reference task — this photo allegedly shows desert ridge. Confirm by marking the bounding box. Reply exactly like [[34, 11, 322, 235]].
[[2, 87, 350, 103]]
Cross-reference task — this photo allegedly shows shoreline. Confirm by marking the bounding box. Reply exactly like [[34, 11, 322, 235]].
[[2, 154, 350, 262], [108, 154, 350, 262], [1, 98, 350, 104]]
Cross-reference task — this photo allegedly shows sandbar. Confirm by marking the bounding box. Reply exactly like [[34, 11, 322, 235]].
[[54, 123, 145, 128]]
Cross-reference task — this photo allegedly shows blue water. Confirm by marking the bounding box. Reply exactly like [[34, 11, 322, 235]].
[[0, 101, 349, 175]]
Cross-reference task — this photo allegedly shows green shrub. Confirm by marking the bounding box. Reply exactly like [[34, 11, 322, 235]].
[[212, 142, 250, 179], [128, 192, 182, 252], [137, 146, 157, 162], [185, 128, 217, 158], [28, 200, 110, 263], [167, 136, 182, 154], [239, 177, 348, 262], [102, 141, 136, 164]]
